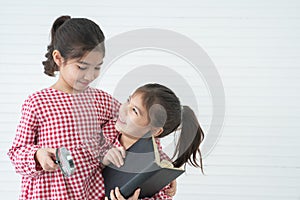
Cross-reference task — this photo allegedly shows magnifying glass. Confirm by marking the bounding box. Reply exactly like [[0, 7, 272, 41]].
[[55, 147, 75, 177]]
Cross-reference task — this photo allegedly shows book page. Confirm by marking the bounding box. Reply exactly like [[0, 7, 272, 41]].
[[151, 136, 183, 170]]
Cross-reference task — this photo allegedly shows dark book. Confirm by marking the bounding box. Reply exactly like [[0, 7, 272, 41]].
[[103, 135, 184, 199]]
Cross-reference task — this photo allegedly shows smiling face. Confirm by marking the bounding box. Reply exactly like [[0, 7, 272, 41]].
[[53, 50, 104, 93], [115, 93, 152, 139]]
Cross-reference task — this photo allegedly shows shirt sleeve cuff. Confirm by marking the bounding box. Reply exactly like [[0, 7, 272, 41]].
[[30, 146, 43, 174]]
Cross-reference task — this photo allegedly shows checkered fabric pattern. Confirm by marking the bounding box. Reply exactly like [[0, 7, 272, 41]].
[[105, 131, 173, 200], [8, 87, 120, 200]]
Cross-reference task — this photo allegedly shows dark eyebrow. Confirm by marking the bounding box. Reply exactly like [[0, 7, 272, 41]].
[[78, 61, 103, 66]]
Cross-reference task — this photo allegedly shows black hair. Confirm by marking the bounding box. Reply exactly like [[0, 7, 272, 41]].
[[42, 15, 105, 76], [134, 83, 204, 173]]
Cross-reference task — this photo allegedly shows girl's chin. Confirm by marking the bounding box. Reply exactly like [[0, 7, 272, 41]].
[[71, 86, 87, 93], [115, 123, 126, 134], [115, 127, 133, 138], [122, 130, 151, 140], [115, 124, 150, 139], [121, 132, 141, 140]]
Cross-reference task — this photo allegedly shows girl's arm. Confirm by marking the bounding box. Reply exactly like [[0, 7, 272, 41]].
[[7, 99, 43, 177], [98, 93, 121, 160]]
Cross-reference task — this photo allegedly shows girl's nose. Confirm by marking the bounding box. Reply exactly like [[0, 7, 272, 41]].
[[121, 102, 130, 116], [84, 69, 96, 81]]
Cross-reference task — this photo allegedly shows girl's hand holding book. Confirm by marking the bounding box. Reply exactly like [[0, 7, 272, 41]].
[[166, 180, 177, 197], [103, 147, 126, 168], [105, 187, 140, 200]]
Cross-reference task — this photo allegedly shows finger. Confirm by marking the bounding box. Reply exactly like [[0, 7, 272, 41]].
[[115, 187, 125, 200], [130, 188, 140, 200], [171, 180, 177, 195], [47, 148, 57, 161], [106, 152, 121, 168], [110, 189, 116, 200], [166, 188, 175, 196], [47, 148, 58, 163], [118, 147, 126, 158], [166, 190, 175, 197], [169, 180, 176, 189], [105, 197, 109, 200], [114, 148, 125, 166], [112, 148, 125, 166], [109, 149, 124, 167], [165, 188, 171, 194], [47, 148, 57, 155], [45, 156, 58, 171], [103, 150, 114, 166], [166, 186, 175, 193], [110, 149, 122, 166], [44, 164, 58, 171]]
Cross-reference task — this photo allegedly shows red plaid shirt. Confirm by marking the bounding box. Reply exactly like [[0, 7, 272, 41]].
[[8, 87, 172, 200], [8, 87, 120, 200]]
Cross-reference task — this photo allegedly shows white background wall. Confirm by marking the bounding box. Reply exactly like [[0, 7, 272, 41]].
[[1, 0, 300, 199]]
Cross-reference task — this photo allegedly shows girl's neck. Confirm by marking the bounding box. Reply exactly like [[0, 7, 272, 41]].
[[119, 134, 139, 150], [51, 80, 84, 94], [51, 83, 73, 94]]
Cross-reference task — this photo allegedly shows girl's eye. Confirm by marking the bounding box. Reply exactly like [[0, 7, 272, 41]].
[[132, 108, 138, 115], [95, 67, 101, 70], [78, 66, 87, 70]]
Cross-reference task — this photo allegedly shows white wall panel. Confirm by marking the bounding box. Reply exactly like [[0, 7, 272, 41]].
[[1, 0, 300, 199]]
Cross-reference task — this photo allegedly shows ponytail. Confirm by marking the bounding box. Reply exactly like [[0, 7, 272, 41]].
[[42, 15, 71, 77], [172, 106, 204, 173]]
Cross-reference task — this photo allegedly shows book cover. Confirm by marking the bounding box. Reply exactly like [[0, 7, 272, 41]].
[[102, 135, 184, 199]]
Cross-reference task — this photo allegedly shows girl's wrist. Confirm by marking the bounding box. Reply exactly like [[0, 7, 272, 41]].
[[33, 148, 43, 171], [34, 148, 41, 165]]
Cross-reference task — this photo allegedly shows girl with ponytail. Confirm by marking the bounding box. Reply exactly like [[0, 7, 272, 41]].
[[103, 83, 204, 200]]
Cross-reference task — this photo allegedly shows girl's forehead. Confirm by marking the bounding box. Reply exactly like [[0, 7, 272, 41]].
[[131, 92, 146, 104], [82, 51, 104, 60], [131, 92, 145, 104], [132, 91, 142, 97], [131, 92, 148, 112]]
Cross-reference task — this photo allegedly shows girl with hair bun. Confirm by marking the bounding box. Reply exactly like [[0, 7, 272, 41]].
[[8, 15, 118, 199]]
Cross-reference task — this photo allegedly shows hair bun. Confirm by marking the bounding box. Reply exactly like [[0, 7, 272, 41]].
[[52, 15, 71, 35]]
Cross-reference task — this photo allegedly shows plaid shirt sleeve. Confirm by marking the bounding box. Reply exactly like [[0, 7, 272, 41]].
[[98, 95, 121, 161], [7, 98, 43, 177]]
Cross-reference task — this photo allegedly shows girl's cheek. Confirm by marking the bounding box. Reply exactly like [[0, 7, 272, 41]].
[[73, 71, 82, 80], [94, 70, 100, 78]]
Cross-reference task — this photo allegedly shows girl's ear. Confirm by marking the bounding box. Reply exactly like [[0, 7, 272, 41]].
[[152, 127, 164, 137], [52, 50, 64, 67]]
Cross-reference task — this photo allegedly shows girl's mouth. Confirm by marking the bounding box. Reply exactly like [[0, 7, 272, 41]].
[[78, 81, 90, 86]]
